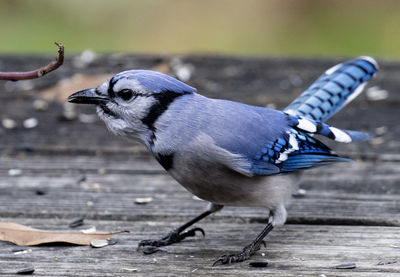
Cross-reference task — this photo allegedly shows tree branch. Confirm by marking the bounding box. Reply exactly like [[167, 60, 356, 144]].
[[0, 42, 64, 81]]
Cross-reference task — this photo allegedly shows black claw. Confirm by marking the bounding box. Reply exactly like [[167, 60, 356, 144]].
[[182, 227, 206, 238], [261, 240, 267, 248], [212, 256, 227, 266], [138, 226, 206, 253], [212, 241, 267, 265], [142, 246, 162, 254]]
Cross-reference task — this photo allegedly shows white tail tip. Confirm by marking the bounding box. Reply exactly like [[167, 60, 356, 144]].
[[357, 56, 379, 70]]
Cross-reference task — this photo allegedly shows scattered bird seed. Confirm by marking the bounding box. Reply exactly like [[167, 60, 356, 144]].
[[292, 188, 307, 198], [122, 268, 138, 272], [13, 249, 32, 255], [171, 57, 194, 82], [81, 226, 96, 234], [79, 113, 97, 124], [288, 74, 303, 87], [335, 262, 356, 269], [68, 216, 85, 228], [35, 188, 47, 195], [90, 239, 109, 248], [375, 126, 388, 136], [61, 102, 78, 121], [107, 239, 118, 246], [12, 247, 29, 253], [17, 267, 35, 275], [23, 118, 38, 129], [2, 118, 17, 129], [98, 168, 106, 175], [73, 49, 97, 68], [134, 197, 153, 204], [266, 103, 277, 110], [8, 168, 22, 176], [90, 183, 102, 190], [366, 86, 388, 101], [249, 261, 269, 267], [33, 99, 48, 111], [5, 80, 34, 92], [370, 137, 384, 145], [377, 259, 397, 265], [77, 176, 87, 183]]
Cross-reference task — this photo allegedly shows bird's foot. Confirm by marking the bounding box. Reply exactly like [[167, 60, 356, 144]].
[[137, 227, 205, 253], [212, 240, 266, 266]]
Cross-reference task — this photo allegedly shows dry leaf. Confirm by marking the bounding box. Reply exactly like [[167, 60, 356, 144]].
[[0, 222, 128, 246]]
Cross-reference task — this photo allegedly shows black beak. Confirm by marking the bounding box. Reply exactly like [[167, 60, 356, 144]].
[[68, 88, 109, 105]]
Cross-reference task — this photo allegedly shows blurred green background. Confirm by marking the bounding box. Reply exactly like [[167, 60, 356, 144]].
[[0, 0, 399, 57]]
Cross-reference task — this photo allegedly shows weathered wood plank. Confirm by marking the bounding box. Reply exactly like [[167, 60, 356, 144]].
[[1, 154, 399, 195], [0, 158, 399, 226], [0, 56, 398, 156], [0, 55, 399, 276], [0, 218, 399, 276], [0, 100, 397, 155]]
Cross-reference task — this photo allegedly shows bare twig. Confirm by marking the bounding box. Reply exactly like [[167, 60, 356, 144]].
[[0, 42, 64, 81]]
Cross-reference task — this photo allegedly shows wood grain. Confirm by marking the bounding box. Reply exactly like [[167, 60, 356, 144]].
[[0, 55, 399, 276]]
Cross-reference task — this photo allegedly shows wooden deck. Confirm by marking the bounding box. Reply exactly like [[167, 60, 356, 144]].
[[0, 55, 399, 276]]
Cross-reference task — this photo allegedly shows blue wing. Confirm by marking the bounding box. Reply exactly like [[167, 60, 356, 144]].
[[205, 101, 358, 176], [284, 56, 378, 122], [249, 128, 349, 175]]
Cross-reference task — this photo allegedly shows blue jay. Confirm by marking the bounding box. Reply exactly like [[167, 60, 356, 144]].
[[68, 57, 378, 265]]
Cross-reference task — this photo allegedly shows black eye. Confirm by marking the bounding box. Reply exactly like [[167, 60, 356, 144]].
[[117, 89, 134, 101]]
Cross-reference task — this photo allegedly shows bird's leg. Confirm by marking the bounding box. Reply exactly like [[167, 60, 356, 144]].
[[138, 203, 223, 252], [213, 222, 273, 266]]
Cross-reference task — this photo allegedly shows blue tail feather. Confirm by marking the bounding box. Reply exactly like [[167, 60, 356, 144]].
[[284, 56, 378, 122], [280, 154, 351, 173]]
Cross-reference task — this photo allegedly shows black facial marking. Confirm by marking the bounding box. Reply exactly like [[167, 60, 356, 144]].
[[100, 105, 118, 117], [108, 78, 118, 98], [155, 153, 174, 171], [141, 91, 189, 132]]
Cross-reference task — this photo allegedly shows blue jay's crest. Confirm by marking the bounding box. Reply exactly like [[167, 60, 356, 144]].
[[284, 56, 378, 122], [111, 70, 197, 94]]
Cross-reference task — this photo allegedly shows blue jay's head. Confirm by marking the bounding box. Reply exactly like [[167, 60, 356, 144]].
[[68, 70, 196, 139]]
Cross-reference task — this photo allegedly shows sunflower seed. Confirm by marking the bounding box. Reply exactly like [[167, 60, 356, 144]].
[[33, 99, 48, 111], [2, 118, 17, 129], [377, 259, 397, 265], [249, 261, 268, 267], [90, 239, 109, 248], [8, 168, 22, 176], [134, 197, 153, 204], [23, 118, 38, 129], [335, 262, 356, 269], [12, 247, 29, 253], [68, 216, 85, 228], [17, 267, 35, 274]]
